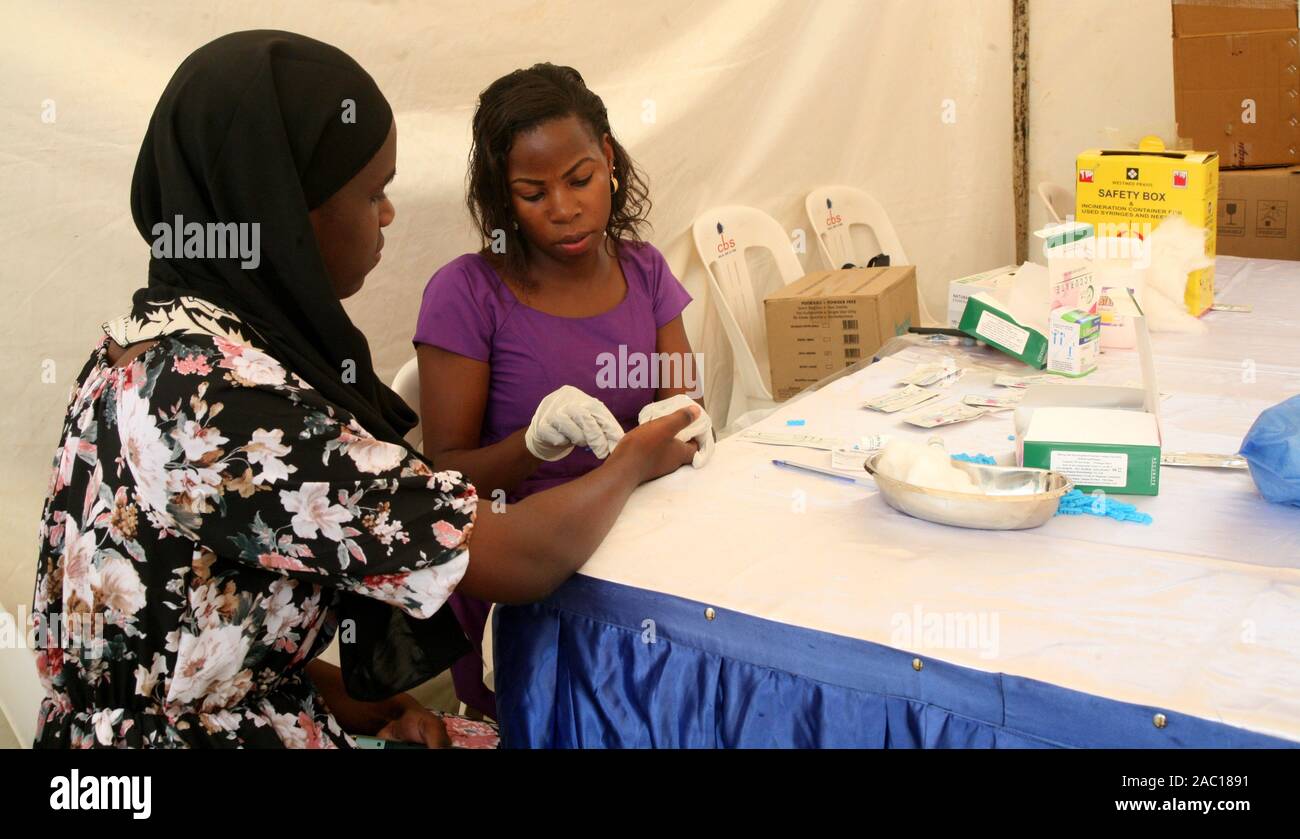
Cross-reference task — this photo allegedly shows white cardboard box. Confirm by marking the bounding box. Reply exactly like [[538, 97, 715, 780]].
[[1034, 221, 1099, 316], [947, 265, 1017, 327], [1015, 295, 1162, 495]]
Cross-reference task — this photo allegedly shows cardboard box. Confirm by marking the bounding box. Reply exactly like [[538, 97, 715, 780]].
[[765, 267, 919, 401], [947, 265, 1017, 327], [958, 292, 1049, 369], [1217, 164, 1300, 258], [1173, 0, 1300, 168], [1015, 297, 1162, 495], [1173, 0, 1298, 37], [1075, 137, 1219, 315]]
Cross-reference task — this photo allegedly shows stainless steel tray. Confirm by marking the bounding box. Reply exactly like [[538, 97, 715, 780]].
[[862, 452, 1073, 530]]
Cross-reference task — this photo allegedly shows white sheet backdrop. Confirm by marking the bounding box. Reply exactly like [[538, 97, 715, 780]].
[[0, 0, 1017, 617]]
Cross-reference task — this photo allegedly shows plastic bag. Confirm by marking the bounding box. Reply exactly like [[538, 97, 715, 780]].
[[1241, 395, 1300, 507]]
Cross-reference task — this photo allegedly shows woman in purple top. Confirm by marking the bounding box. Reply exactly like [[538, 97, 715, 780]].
[[413, 64, 706, 717]]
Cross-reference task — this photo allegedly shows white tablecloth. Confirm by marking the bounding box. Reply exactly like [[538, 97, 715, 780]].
[[575, 255, 1300, 743]]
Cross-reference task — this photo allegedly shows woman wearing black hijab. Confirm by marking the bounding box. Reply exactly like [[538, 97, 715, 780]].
[[29, 30, 698, 748]]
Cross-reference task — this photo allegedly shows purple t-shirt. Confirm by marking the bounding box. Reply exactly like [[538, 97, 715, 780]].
[[413, 241, 692, 500]]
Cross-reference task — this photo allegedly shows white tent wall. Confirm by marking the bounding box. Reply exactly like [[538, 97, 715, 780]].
[[0, 0, 1019, 624], [0, 0, 1181, 747], [1026, 0, 1177, 257], [0, 0, 1194, 670]]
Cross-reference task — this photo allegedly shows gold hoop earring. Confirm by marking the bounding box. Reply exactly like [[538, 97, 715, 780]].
[[610, 175, 620, 193]]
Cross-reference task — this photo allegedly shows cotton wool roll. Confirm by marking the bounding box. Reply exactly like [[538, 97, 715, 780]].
[[877, 439, 982, 494], [875, 439, 931, 482]]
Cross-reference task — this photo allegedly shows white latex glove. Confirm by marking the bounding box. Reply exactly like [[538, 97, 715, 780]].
[[637, 394, 714, 468], [525, 385, 625, 462]]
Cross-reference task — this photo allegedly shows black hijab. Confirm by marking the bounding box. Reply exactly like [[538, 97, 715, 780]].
[[130, 30, 467, 700]]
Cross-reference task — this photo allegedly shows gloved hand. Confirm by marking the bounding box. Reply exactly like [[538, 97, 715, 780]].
[[525, 385, 625, 462], [637, 394, 714, 468]]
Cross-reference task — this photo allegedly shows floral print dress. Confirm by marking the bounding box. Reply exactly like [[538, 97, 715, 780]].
[[31, 297, 478, 748]]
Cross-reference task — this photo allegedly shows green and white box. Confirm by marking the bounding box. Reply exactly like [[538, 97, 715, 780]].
[[958, 292, 1048, 369], [1021, 407, 1160, 494], [1047, 307, 1100, 378], [947, 265, 1017, 327], [1015, 300, 1161, 495]]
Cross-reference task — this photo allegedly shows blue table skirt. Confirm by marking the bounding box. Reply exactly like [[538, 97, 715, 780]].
[[494, 575, 1296, 748]]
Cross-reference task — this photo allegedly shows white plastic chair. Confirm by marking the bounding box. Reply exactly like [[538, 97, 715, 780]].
[[1037, 182, 1074, 224], [805, 185, 910, 270], [391, 356, 423, 449], [803, 185, 935, 325], [0, 604, 44, 748], [692, 205, 805, 420]]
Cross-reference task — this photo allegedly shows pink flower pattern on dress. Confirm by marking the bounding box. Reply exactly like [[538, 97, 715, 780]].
[[31, 301, 478, 748]]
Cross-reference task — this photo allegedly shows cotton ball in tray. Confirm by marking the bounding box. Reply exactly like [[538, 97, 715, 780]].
[[905, 446, 981, 494], [876, 439, 982, 494], [875, 439, 930, 481]]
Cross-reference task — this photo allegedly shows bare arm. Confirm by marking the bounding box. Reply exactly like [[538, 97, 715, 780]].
[[455, 406, 699, 604], [654, 315, 705, 407], [417, 343, 541, 499], [304, 660, 448, 746]]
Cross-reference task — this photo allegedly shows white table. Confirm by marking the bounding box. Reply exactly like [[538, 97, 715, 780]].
[[496, 255, 1300, 747]]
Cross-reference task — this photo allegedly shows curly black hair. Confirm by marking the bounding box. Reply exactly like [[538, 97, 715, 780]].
[[466, 63, 651, 286]]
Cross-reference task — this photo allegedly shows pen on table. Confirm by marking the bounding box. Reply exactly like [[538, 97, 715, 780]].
[[771, 459, 874, 487]]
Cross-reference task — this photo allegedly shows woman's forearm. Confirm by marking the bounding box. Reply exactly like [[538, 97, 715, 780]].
[[431, 427, 540, 500], [305, 659, 408, 733], [455, 451, 644, 605]]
